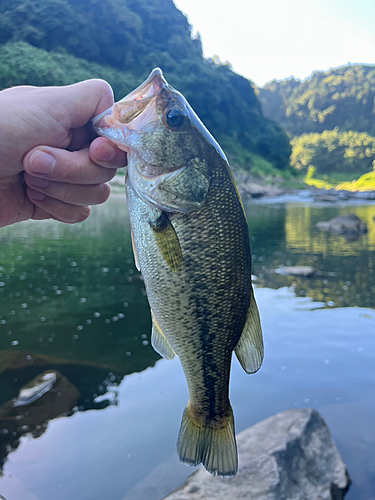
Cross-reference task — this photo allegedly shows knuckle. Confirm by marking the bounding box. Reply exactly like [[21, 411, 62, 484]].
[[75, 205, 91, 223], [87, 79, 114, 109], [64, 154, 79, 180], [57, 205, 91, 224], [59, 182, 71, 202], [103, 168, 117, 182], [96, 183, 111, 204]]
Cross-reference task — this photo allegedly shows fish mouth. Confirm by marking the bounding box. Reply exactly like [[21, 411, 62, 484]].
[[118, 68, 166, 104], [91, 68, 167, 140]]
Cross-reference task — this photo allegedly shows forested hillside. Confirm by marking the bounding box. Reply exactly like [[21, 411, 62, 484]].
[[0, 0, 291, 172], [258, 65, 375, 137], [258, 65, 375, 189]]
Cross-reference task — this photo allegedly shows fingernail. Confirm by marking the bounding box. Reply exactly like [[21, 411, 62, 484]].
[[28, 176, 48, 188], [28, 188, 46, 201], [97, 143, 116, 162], [29, 150, 56, 175]]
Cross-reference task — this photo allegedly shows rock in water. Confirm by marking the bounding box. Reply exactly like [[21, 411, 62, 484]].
[[275, 266, 314, 277], [163, 408, 350, 500], [316, 214, 367, 240]]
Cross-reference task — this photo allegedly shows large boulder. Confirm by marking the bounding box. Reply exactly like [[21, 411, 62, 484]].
[[163, 408, 350, 500], [316, 214, 367, 240]]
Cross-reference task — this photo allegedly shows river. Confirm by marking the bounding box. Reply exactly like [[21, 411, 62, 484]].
[[0, 193, 374, 500]]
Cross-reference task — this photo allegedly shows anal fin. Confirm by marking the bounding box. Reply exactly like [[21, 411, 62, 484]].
[[151, 310, 176, 360], [235, 289, 264, 374]]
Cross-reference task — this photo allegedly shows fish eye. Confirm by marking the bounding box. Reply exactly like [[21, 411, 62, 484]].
[[166, 109, 185, 128]]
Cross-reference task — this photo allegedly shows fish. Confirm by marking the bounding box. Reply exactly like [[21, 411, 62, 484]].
[[92, 68, 264, 477]]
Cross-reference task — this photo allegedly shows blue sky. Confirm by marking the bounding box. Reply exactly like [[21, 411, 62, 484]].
[[173, 0, 375, 86]]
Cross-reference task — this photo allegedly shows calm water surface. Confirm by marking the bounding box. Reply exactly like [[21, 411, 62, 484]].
[[0, 194, 374, 500]]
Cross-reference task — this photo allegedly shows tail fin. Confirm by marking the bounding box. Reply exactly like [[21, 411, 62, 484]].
[[177, 405, 238, 477]]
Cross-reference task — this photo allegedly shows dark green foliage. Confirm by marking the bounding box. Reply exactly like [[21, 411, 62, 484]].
[[258, 65, 375, 137], [291, 130, 375, 174], [0, 41, 139, 97], [0, 0, 291, 171]]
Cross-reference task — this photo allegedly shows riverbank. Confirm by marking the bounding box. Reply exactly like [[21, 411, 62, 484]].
[[108, 173, 375, 204]]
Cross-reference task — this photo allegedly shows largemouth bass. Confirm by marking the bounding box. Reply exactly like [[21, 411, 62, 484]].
[[92, 69, 263, 477]]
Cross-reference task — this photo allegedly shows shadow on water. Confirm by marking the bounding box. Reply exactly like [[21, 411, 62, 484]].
[[0, 194, 374, 499]]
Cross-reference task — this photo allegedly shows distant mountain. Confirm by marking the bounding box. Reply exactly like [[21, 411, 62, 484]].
[[0, 0, 291, 171], [258, 65, 375, 137]]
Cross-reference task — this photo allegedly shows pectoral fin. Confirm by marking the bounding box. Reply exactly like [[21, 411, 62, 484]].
[[131, 229, 140, 272], [149, 212, 184, 272], [235, 290, 264, 374], [151, 310, 176, 360]]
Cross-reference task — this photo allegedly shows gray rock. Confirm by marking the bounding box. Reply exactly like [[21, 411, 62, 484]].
[[163, 408, 350, 500], [275, 266, 314, 277], [239, 182, 283, 199], [232, 169, 284, 199], [315, 193, 339, 202], [313, 190, 353, 202], [316, 214, 367, 240]]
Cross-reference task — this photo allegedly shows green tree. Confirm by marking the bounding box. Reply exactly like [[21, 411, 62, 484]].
[[258, 65, 375, 137], [291, 129, 375, 174], [0, 0, 292, 172]]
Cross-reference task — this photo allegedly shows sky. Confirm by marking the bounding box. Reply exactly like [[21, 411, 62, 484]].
[[173, 0, 375, 87]]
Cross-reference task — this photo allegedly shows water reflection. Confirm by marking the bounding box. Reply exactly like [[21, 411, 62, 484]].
[[247, 203, 375, 308], [0, 367, 80, 472], [0, 196, 160, 472]]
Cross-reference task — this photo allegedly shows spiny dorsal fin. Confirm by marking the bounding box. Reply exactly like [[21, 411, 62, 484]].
[[235, 289, 264, 374], [131, 228, 140, 272], [151, 310, 176, 360], [149, 212, 184, 272]]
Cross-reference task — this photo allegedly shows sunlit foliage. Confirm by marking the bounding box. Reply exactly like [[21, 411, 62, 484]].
[[258, 65, 375, 137], [291, 129, 375, 174]]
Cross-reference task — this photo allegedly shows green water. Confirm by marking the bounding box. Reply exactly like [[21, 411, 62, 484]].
[[0, 194, 374, 500]]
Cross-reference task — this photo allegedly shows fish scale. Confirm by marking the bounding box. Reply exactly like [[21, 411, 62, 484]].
[[93, 67, 264, 477], [127, 157, 250, 442]]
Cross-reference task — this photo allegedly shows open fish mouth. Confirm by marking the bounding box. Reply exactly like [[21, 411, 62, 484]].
[[118, 68, 166, 104], [91, 68, 166, 136]]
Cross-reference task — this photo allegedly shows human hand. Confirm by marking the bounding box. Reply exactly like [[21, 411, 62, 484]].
[[0, 80, 127, 228]]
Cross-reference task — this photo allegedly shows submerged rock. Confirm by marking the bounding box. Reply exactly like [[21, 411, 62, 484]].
[[13, 371, 57, 407], [275, 266, 314, 277], [163, 408, 350, 500], [316, 214, 367, 240]]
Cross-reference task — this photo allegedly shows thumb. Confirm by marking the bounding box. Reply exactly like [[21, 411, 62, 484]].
[[52, 79, 115, 130]]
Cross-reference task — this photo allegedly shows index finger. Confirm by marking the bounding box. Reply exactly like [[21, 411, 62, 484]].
[[24, 146, 116, 185], [44, 79, 115, 130]]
